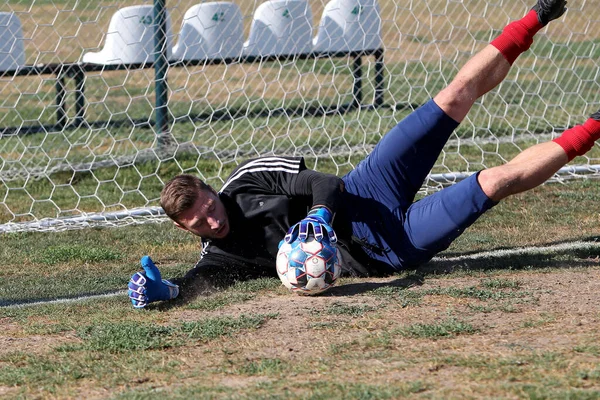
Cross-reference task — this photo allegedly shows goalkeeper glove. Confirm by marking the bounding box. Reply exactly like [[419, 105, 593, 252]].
[[284, 207, 337, 244], [127, 256, 179, 308]]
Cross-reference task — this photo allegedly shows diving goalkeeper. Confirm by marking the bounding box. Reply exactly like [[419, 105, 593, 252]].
[[128, 0, 599, 307]]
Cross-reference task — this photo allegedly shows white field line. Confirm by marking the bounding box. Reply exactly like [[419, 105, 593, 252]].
[[2, 240, 599, 309], [433, 240, 600, 262], [0, 290, 127, 309]]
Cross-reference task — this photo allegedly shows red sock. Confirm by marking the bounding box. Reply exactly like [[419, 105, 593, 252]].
[[491, 10, 544, 65], [553, 118, 600, 161]]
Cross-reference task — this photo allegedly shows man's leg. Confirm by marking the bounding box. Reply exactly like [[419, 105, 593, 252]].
[[344, 0, 567, 211], [398, 111, 600, 269], [479, 112, 600, 201], [435, 0, 566, 122]]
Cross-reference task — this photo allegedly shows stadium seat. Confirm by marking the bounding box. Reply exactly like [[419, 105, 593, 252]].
[[0, 12, 25, 73], [172, 2, 244, 61], [243, 0, 313, 57], [313, 0, 382, 52], [82, 5, 174, 65]]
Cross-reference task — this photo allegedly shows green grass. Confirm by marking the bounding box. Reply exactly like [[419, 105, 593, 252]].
[[186, 278, 281, 310], [479, 278, 521, 289], [325, 302, 378, 316], [520, 313, 556, 329], [57, 313, 279, 353], [235, 358, 287, 376], [399, 318, 479, 338], [72, 323, 178, 352], [32, 244, 123, 265], [422, 286, 530, 301], [114, 381, 422, 400], [2, 257, 600, 398], [0, 313, 279, 392], [1, 178, 600, 305], [364, 285, 424, 307], [573, 345, 600, 356], [0, 222, 198, 303], [180, 313, 278, 340], [1, 2, 600, 398]]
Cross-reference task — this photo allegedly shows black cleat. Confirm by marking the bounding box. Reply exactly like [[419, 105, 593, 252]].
[[591, 110, 600, 121], [532, 0, 567, 25]]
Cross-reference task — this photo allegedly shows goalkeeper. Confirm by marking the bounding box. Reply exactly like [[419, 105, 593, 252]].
[[129, 0, 599, 307]]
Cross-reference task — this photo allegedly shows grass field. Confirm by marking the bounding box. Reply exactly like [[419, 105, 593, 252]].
[[1, 0, 600, 398], [1, 179, 600, 399]]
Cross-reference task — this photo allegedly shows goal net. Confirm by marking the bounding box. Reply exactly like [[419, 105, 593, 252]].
[[0, 0, 599, 232]]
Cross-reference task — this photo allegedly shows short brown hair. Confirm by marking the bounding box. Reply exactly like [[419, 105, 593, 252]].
[[160, 174, 210, 222]]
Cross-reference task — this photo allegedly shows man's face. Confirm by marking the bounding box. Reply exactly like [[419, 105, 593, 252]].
[[174, 188, 230, 239]]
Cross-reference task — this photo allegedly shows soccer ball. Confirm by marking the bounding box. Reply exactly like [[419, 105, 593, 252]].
[[276, 237, 342, 294]]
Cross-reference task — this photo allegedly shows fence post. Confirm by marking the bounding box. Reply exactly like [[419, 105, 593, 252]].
[[352, 54, 363, 110], [71, 64, 86, 128], [374, 48, 385, 108], [55, 69, 67, 131], [154, 0, 171, 147]]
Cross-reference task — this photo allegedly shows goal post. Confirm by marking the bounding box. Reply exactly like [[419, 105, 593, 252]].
[[0, 0, 599, 233]]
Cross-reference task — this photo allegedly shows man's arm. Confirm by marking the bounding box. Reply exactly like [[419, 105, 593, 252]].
[[287, 169, 345, 214], [221, 156, 344, 243], [283, 169, 344, 243], [173, 249, 276, 291], [230, 157, 344, 213], [129, 250, 274, 308]]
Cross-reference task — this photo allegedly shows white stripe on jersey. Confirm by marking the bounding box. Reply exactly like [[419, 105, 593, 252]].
[[219, 157, 301, 193]]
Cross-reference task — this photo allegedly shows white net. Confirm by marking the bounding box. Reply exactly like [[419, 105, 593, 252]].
[[0, 0, 599, 233]]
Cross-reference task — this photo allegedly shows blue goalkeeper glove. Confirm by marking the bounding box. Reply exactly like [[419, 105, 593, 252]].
[[284, 207, 337, 244], [127, 256, 179, 308]]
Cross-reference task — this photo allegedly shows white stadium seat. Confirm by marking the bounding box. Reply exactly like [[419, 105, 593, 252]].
[[82, 5, 174, 65], [0, 12, 25, 72], [313, 0, 382, 52], [172, 2, 244, 61], [243, 0, 313, 57]]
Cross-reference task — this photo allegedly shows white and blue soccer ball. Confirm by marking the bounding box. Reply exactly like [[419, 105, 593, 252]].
[[276, 237, 342, 294]]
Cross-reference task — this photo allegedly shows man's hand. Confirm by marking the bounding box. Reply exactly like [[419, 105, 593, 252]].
[[284, 207, 337, 244], [127, 256, 179, 308]]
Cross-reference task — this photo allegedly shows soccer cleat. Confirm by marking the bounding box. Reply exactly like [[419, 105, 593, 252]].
[[532, 0, 567, 25], [590, 109, 600, 121]]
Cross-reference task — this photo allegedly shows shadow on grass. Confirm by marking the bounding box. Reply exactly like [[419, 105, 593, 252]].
[[325, 274, 424, 296], [438, 235, 600, 259], [154, 274, 423, 309], [163, 235, 600, 307], [4, 237, 599, 310], [424, 235, 600, 275]]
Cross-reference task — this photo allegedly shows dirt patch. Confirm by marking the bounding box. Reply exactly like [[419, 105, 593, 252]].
[[143, 267, 600, 370], [0, 319, 80, 358], [3, 266, 600, 399]]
